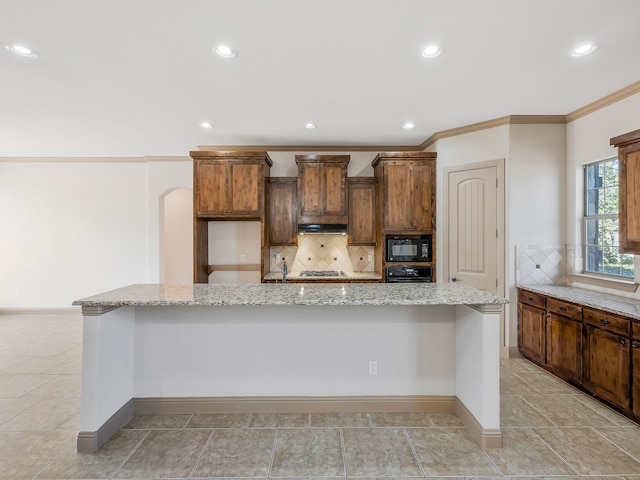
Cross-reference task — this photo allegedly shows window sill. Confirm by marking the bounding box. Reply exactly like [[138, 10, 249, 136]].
[[568, 273, 638, 293]]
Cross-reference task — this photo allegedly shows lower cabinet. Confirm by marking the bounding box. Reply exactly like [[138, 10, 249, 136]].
[[518, 302, 546, 364], [546, 312, 582, 384], [517, 288, 639, 423], [633, 344, 640, 417]]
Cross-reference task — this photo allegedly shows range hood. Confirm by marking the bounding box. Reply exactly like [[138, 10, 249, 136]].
[[298, 224, 348, 235]]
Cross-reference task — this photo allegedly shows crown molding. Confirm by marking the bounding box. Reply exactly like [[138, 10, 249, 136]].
[[565, 80, 640, 122], [197, 144, 423, 152]]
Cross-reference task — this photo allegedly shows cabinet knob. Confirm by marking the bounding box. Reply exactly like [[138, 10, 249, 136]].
[[599, 318, 609, 325], [619, 339, 627, 346], [631, 343, 638, 349], [559, 306, 567, 312], [528, 297, 535, 302]]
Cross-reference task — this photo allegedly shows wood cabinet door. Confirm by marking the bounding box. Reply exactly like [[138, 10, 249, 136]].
[[324, 163, 347, 217], [518, 303, 546, 364], [195, 160, 228, 215], [348, 179, 376, 245], [583, 324, 631, 410], [383, 163, 411, 231], [619, 148, 640, 252], [546, 313, 582, 383], [633, 340, 640, 417], [229, 161, 262, 215], [411, 161, 435, 231], [298, 163, 323, 218], [269, 179, 297, 245]]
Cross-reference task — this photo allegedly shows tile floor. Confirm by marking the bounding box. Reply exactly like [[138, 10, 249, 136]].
[[1, 313, 639, 479]]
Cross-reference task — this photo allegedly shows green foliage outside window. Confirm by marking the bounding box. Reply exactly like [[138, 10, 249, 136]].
[[584, 158, 634, 278]]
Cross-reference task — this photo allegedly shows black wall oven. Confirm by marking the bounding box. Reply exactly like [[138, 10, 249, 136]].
[[386, 234, 431, 263], [386, 265, 432, 283]]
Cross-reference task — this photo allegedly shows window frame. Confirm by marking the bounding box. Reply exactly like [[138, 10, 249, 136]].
[[582, 157, 634, 279]]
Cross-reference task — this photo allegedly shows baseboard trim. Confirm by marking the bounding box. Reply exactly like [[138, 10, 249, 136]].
[[507, 347, 523, 358], [134, 395, 456, 415], [0, 306, 81, 315], [77, 399, 134, 453], [455, 398, 502, 448], [79, 395, 502, 452]]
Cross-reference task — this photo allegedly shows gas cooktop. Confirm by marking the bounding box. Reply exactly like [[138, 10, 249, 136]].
[[299, 270, 347, 277]]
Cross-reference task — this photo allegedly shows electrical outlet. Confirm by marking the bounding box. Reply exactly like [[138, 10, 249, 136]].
[[14, 291, 20, 300], [240, 254, 246, 263], [368, 360, 378, 375], [275, 252, 281, 262], [368, 254, 373, 262]]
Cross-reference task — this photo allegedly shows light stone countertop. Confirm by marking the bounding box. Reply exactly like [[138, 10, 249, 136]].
[[73, 282, 507, 308], [518, 284, 640, 321]]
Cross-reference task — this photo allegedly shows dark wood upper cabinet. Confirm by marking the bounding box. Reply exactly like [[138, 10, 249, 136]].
[[191, 151, 272, 217], [348, 177, 377, 245], [611, 129, 640, 254], [372, 152, 436, 233], [296, 155, 349, 225], [269, 177, 298, 246]]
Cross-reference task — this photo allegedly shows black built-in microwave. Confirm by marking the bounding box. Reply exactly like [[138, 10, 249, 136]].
[[386, 234, 432, 262]]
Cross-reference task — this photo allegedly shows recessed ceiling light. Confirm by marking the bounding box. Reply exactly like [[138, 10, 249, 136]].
[[304, 123, 317, 129], [215, 45, 237, 58], [421, 44, 442, 58], [403, 122, 415, 129], [5, 44, 39, 58], [200, 122, 213, 129], [570, 43, 598, 57]]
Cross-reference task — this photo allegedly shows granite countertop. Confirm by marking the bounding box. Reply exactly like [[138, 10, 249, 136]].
[[518, 284, 640, 321], [263, 271, 382, 282], [73, 283, 507, 308]]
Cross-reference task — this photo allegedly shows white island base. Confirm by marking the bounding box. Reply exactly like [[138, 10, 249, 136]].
[[75, 284, 505, 452]]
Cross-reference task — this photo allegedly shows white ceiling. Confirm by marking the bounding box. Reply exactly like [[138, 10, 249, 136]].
[[2, 0, 640, 157]]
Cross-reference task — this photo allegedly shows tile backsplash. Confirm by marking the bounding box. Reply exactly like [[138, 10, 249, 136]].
[[516, 244, 568, 285], [270, 234, 374, 273]]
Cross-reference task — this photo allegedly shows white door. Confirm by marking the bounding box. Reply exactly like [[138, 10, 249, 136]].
[[446, 163, 502, 295]]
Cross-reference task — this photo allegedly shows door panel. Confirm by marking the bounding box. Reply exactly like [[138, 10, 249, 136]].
[[448, 166, 498, 294]]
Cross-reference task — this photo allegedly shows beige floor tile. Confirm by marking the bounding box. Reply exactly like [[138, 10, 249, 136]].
[[428, 412, 465, 427], [0, 432, 15, 447], [186, 412, 252, 428], [271, 428, 344, 477], [594, 426, 640, 460], [114, 429, 210, 479], [0, 374, 56, 398], [501, 373, 542, 395], [35, 429, 147, 479], [369, 411, 433, 427], [42, 356, 81, 375], [27, 374, 81, 398], [523, 394, 617, 426], [310, 412, 371, 427], [408, 427, 499, 476], [533, 427, 640, 475], [124, 413, 192, 429], [342, 428, 422, 477], [501, 395, 555, 427], [0, 356, 68, 375], [0, 397, 80, 431], [515, 372, 581, 394], [573, 394, 639, 426], [249, 412, 309, 427], [192, 428, 276, 477], [485, 428, 578, 476], [0, 430, 76, 480], [0, 396, 41, 425]]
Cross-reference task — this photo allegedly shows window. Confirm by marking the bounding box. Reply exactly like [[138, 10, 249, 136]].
[[584, 158, 634, 278]]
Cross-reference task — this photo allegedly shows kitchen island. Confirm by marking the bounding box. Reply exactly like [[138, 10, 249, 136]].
[[73, 283, 507, 452]]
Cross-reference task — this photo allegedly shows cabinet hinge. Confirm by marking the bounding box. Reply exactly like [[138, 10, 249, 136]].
[[496, 229, 498, 238], [496, 279, 498, 288]]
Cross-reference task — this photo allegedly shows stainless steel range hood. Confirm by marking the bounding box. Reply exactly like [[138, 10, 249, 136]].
[[297, 224, 348, 235]]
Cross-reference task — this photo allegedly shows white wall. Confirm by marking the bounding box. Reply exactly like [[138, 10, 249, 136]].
[[161, 187, 193, 284], [566, 92, 640, 299], [432, 123, 566, 348], [0, 159, 149, 308]]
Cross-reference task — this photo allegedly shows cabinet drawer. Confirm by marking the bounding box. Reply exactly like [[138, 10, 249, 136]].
[[584, 308, 630, 336], [518, 290, 546, 309], [547, 298, 582, 320], [632, 321, 640, 340]]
